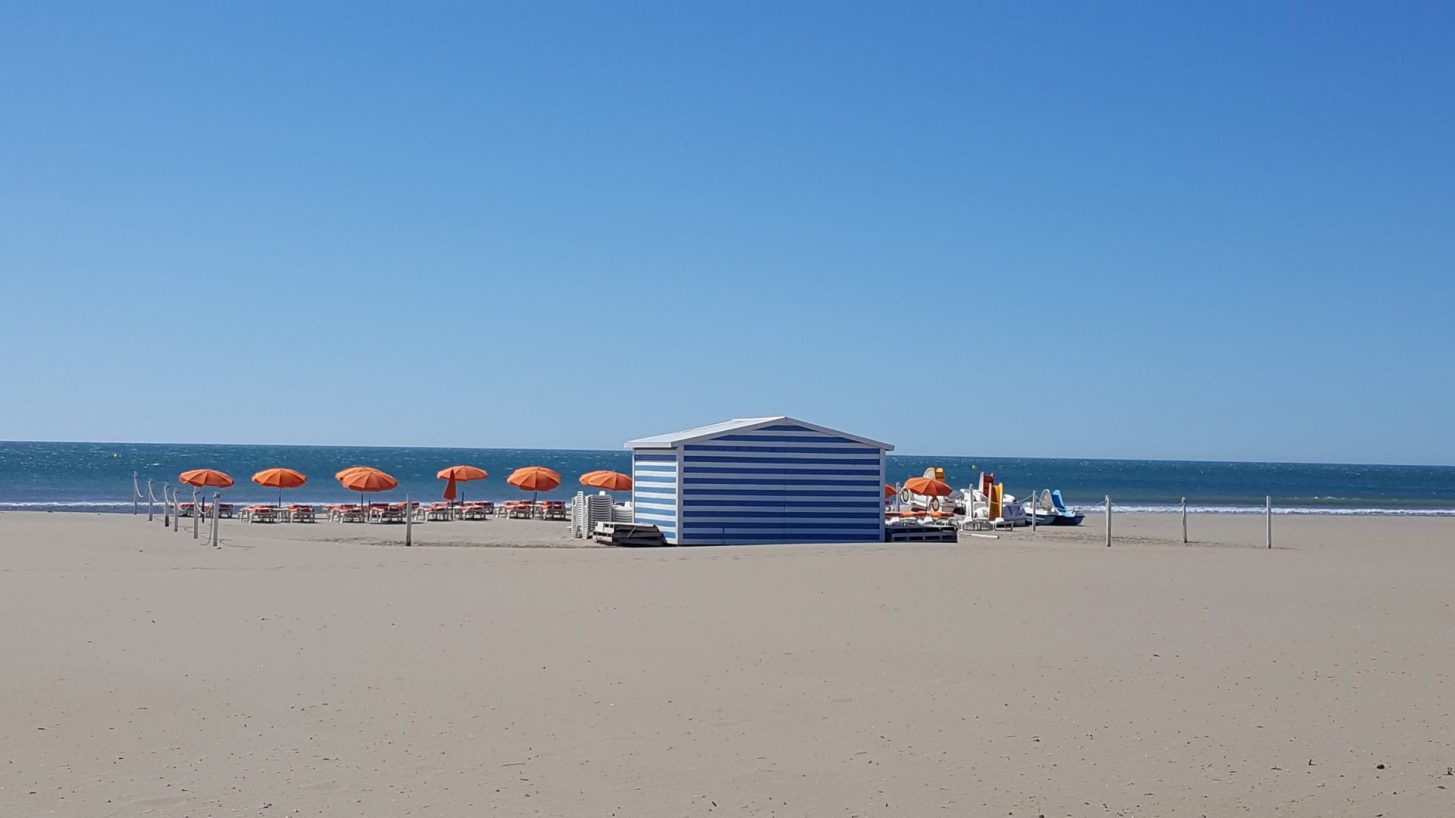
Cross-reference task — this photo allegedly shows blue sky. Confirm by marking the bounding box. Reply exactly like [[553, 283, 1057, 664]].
[[2, 1, 1452, 464]]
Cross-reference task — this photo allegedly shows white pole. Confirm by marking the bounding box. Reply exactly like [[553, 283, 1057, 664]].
[[147, 479, 155, 521], [172, 489, 180, 532], [161, 482, 169, 527], [1181, 497, 1187, 543], [211, 492, 221, 547], [1104, 495, 1112, 547], [405, 493, 413, 547], [192, 488, 200, 540], [133, 472, 140, 515], [1266, 495, 1272, 549], [1030, 489, 1037, 533]]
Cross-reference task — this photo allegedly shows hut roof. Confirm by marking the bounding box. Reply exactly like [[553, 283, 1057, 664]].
[[625, 416, 893, 451]]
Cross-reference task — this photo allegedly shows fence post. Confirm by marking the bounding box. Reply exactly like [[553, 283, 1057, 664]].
[[1181, 497, 1187, 543], [161, 482, 169, 527], [172, 489, 180, 532], [147, 480, 155, 521], [211, 492, 220, 547], [133, 472, 139, 515], [1104, 495, 1112, 547], [405, 493, 413, 547], [192, 489, 200, 540], [1266, 495, 1272, 549]]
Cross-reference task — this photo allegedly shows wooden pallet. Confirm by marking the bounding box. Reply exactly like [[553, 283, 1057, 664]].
[[884, 525, 958, 543], [592, 522, 669, 547]]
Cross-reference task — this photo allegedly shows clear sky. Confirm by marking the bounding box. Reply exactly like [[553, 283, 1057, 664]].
[[2, 2, 1452, 464]]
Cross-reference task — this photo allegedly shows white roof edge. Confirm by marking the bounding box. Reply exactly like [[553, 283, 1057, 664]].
[[625, 416, 894, 451]]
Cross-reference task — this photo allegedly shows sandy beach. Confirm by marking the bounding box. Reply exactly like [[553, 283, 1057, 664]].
[[2, 511, 1453, 817]]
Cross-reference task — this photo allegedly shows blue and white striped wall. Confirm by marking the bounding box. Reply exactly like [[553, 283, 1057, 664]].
[[631, 452, 680, 542], [629, 419, 889, 545]]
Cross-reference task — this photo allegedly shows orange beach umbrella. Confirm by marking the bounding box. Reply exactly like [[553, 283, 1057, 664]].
[[507, 466, 561, 493], [437, 465, 487, 503], [180, 469, 234, 489], [252, 467, 307, 507], [437, 465, 488, 482], [508, 466, 562, 507], [337, 467, 398, 507], [253, 468, 307, 489], [338, 467, 397, 492], [902, 476, 952, 497], [580, 470, 632, 492]]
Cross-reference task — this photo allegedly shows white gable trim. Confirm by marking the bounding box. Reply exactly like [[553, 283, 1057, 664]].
[[626, 416, 893, 451]]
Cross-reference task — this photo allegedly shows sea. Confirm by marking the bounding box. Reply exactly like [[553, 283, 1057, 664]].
[[1, 441, 1452, 516]]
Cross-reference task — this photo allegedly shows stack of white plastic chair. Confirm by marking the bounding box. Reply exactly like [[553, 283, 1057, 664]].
[[571, 491, 621, 538], [587, 492, 614, 532], [612, 502, 634, 523], [570, 491, 590, 538]]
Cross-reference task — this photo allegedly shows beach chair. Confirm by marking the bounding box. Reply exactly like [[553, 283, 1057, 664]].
[[289, 505, 316, 523]]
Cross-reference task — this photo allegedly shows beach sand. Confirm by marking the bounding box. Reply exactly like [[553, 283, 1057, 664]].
[[2, 511, 1453, 816]]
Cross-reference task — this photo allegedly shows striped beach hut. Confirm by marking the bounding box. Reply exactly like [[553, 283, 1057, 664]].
[[626, 417, 894, 545]]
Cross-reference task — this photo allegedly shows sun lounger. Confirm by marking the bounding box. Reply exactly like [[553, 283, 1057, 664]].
[[460, 502, 494, 521], [922, 511, 960, 528]]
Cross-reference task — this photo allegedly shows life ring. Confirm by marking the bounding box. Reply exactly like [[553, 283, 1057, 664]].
[[930, 497, 941, 512], [899, 488, 912, 503]]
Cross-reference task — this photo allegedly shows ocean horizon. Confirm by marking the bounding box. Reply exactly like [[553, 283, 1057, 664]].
[[2, 441, 1452, 516]]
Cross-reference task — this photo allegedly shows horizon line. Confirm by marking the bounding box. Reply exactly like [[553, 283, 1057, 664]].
[[3, 438, 1451, 471]]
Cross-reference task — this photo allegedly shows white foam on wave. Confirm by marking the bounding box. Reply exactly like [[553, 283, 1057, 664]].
[[2, 501, 1453, 518], [0, 501, 137, 510]]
